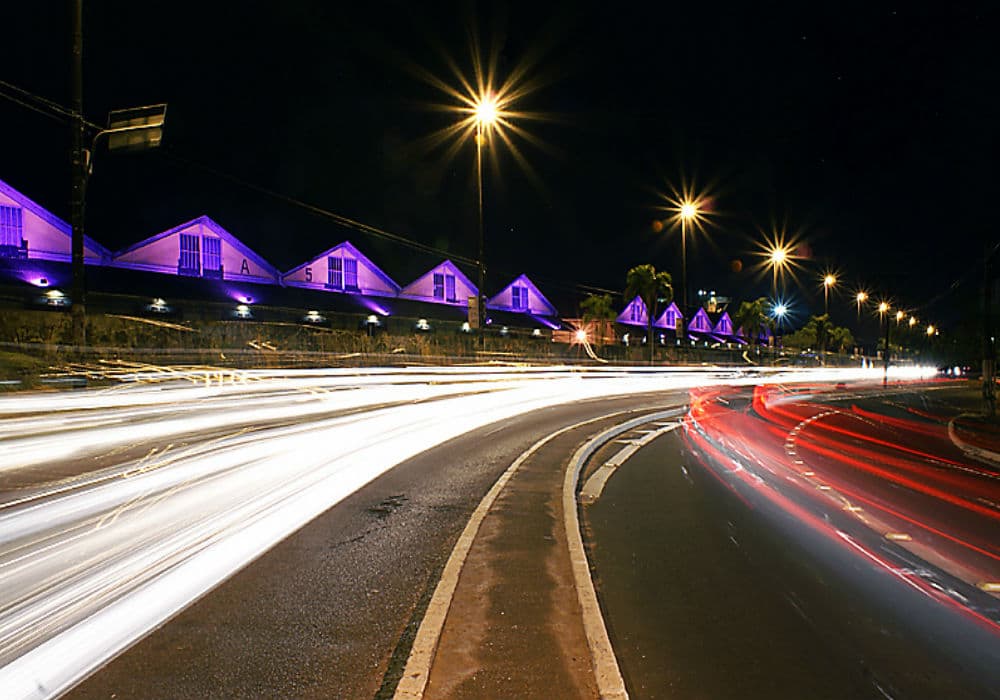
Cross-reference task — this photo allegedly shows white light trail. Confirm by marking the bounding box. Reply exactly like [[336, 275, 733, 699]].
[[0, 364, 936, 698]]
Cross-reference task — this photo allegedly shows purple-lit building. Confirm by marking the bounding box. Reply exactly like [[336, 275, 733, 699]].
[[110, 216, 280, 285], [282, 241, 399, 298], [654, 301, 683, 331], [616, 295, 651, 327], [487, 274, 557, 316], [687, 307, 713, 336], [0, 179, 109, 266], [399, 260, 477, 307]]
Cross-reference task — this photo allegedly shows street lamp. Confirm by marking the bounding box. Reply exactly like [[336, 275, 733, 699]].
[[908, 316, 917, 328], [767, 245, 790, 297], [823, 273, 837, 316], [855, 290, 868, 318], [679, 200, 699, 315], [926, 324, 936, 336], [895, 309, 905, 324], [877, 301, 891, 386], [473, 94, 498, 341]]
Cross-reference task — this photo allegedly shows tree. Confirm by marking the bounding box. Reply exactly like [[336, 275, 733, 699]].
[[733, 297, 772, 346], [625, 265, 673, 365], [579, 293, 616, 347]]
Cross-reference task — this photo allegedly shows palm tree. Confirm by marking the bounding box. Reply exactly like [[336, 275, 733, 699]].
[[733, 297, 772, 346], [625, 264, 673, 365]]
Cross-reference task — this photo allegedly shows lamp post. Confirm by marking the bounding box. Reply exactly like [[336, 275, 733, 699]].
[[823, 274, 836, 316], [767, 245, 789, 297], [878, 301, 891, 386], [473, 94, 498, 346], [855, 290, 867, 318], [679, 201, 698, 316]]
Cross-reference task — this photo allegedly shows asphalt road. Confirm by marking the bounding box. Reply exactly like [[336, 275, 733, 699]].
[[586, 382, 1000, 700], [60, 390, 687, 699]]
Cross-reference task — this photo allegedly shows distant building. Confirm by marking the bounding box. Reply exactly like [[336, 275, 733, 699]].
[[282, 241, 399, 298], [0, 178, 108, 265], [111, 216, 280, 285], [399, 260, 478, 307], [487, 274, 558, 317]]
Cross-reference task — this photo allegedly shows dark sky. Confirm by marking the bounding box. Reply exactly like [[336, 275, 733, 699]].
[[2, 1, 995, 326]]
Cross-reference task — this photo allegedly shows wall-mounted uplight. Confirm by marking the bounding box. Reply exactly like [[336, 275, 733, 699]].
[[415, 318, 432, 332], [304, 310, 325, 323], [150, 298, 169, 313], [45, 289, 68, 307], [235, 304, 252, 318], [31, 277, 49, 288], [460, 321, 472, 334]]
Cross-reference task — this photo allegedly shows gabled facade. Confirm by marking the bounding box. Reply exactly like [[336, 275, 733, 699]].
[[111, 216, 279, 284], [654, 301, 683, 330], [712, 311, 735, 336], [487, 274, 557, 316], [688, 307, 713, 334], [616, 295, 649, 327], [0, 178, 109, 264], [399, 260, 477, 306], [282, 241, 399, 297]]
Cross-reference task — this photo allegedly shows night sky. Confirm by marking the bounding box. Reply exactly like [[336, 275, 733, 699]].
[[2, 2, 995, 328]]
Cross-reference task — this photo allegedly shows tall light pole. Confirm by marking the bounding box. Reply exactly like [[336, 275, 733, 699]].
[[679, 201, 698, 315], [70, 0, 86, 347], [767, 245, 789, 297], [473, 94, 498, 345], [855, 290, 868, 318], [878, 301, 891, 386], [823, 273, 836, 316]]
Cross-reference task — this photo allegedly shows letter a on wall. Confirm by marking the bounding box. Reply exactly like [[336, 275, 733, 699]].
[[241, 259, 250, 275]]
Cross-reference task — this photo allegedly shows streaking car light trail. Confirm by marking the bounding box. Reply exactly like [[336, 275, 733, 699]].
[[0, 364, 933, 699]]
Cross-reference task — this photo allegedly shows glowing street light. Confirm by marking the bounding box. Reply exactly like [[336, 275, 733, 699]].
[[855, 290, 868, 318], [896, 309, 906, 324], [822, 273, 837, 316], [877, 300, 890, 318], [926, 324, 936, 336], [657, 184, 711, 318], [908, 316, 917, 328], [766, 244, 791, 297]]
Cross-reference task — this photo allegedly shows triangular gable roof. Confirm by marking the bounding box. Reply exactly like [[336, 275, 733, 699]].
[[487, 274, 558, 316], [112, 215, 280, 281], [282, 240, 400, 294], [654, 301, 683, 330], [712, 311, 735, 336], [399, 259, 478, 303], [688, 307, 713, 333], [0, 177, 110, 261], [616, 295, 649, 327]]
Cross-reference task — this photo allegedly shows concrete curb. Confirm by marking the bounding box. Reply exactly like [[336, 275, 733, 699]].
[[393, 406, 655, 699], [947, 413, 1000, 467], [563, 407, 688, 700]]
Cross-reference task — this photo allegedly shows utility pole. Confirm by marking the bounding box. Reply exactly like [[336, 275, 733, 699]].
[[984, 244, 996, 417], [70, 0, 87, 347], [882, 316, 891, 387]]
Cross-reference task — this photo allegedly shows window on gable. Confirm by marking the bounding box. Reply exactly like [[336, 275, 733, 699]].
[[0, 205, 24, 257], [445, 274, 456, 302], [433, 273, 445, 299], [202, 236, 222, 275], [512, 285, 528, 311], [178, 233, 200, 274], [344, 257, 358, 290], [328, 256, 343, 288], [631, 302, 641, 323]]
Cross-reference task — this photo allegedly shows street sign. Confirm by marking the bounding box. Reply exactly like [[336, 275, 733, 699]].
[[107, 104, 167, 152]]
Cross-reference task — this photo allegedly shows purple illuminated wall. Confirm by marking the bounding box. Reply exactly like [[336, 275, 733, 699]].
[[0, 179, 108, 264], [712, 311, 734, 336], [689, 308, 712, 333], [654, 302, 683, 330], [282, 241, 399, 297], [399, 260, 478, 306], [616, 296, 649, 327], [111, 216, 279, 284], [487, 274, 557, 316]]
